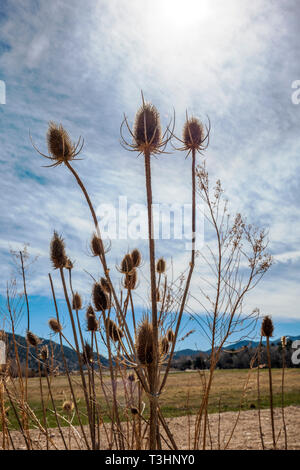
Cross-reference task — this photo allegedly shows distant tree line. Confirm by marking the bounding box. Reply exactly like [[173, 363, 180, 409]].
[[172, 339, 299, 370]]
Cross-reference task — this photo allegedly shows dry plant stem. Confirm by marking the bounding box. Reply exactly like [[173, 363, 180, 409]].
[[36, 350, 49, 449], [48, 274, 90, 449], [266, 336, 276, 449], [224, 354, 257, 449], [144, 149, 159, 450], [160, 149, 196, 393], [59, 267, 95, 448], [6, 294, 32, 448], [2, 379, 31, 450], [102, 310, 125, 450], [257, 338, 265, 450], [19, 251, 30, 430], [281, 346, 288, 449], [43, 362, 68, 450]]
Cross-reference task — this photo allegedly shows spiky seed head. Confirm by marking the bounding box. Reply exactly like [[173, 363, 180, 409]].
[[47, 121, 74, 164], [156, 258, 166, 274], [100, 277, 111, 294], [39, 345, 49, 362], [167, 329, 175, 343], [62, 400, 74, 414], [48, 318, 62, 334], [50, 231, 68, 269], [86, 305, 95, 318], [91, 233, 102, 257], [105, 318, 123, 342], [131, 407, 139, 416], [87, 313, 98, 332], [82, 342, 93, 365], [183, 117, 204, 150], [124, 269, 137, 290], [131, 249, 142, 268], [281, 336, 287, 348], [161, 337, 169, 355], [133, 102, 162, 153], [92, 283, 109, 311], [72, 292, 82, 310], [120, 253, 134, 274], [136, 318, 154, 366], [261, 315, 274, 338], [26, 331, 40, 348]]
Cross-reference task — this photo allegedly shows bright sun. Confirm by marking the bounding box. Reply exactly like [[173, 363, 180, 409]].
[[159, 0, 213, 31]]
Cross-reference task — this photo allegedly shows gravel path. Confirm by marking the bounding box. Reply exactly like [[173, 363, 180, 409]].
[[2, 406, 300, 450]]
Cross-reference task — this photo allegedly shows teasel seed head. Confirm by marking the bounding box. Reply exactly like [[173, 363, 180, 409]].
[[167, 329, 175, 343], [183, 117, 204, 150], [156, 258, 166, 274], [86, 311, 98, 332], [130, 407, 139, 416], [39, 345, 49, 362], [72, 292, 82, 310], [120, 253, 134, 274], [50, 231, 68, 269], [62, 400, 74, 415], [91, 233, 102, 257], [131, 249, 142, 268], [82, 342, 93, 365], [105, 318, 123, 342], [261, 315, 274, 338], [92, 282, 109, 311], [136, 317, 154, 366], [124, 269, 138, 290], [281, 336, 287, 348], [161, 336, 169, 355], [100, 277, 111, 294], [47, 121, 76, 165], [26, 331, 40, 348], [133, 102, 162, 153], [48, 318, 62, 334]]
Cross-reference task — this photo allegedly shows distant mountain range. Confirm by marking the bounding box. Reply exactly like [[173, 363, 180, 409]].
[[173, 335, 300, 359], [4, 332, 300, 371], [4, 331, 109, 372]]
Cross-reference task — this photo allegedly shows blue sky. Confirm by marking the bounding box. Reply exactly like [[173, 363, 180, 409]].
[[0, 0, 300, 351]]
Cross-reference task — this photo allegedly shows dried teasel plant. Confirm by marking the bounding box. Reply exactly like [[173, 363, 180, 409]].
[[86, 305, 98, 332], [156, 258, 166, 274], [72, 292, 82, 310], [135, 317, 155, 366], [92, 282, 109, 312], [131, 248, 142, 268], [50, 231, 68, 269], [31, 121, 84, 168], [261, 315, 276, 449], [26, 331, 40, 348], [105, 318, 123, 342], [48, 317, 62, 334], [123, 269, 138, 290], [118, 253, 134, 275]]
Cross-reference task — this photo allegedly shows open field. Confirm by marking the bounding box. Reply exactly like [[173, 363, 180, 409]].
[[4, 368, 300, 430]]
